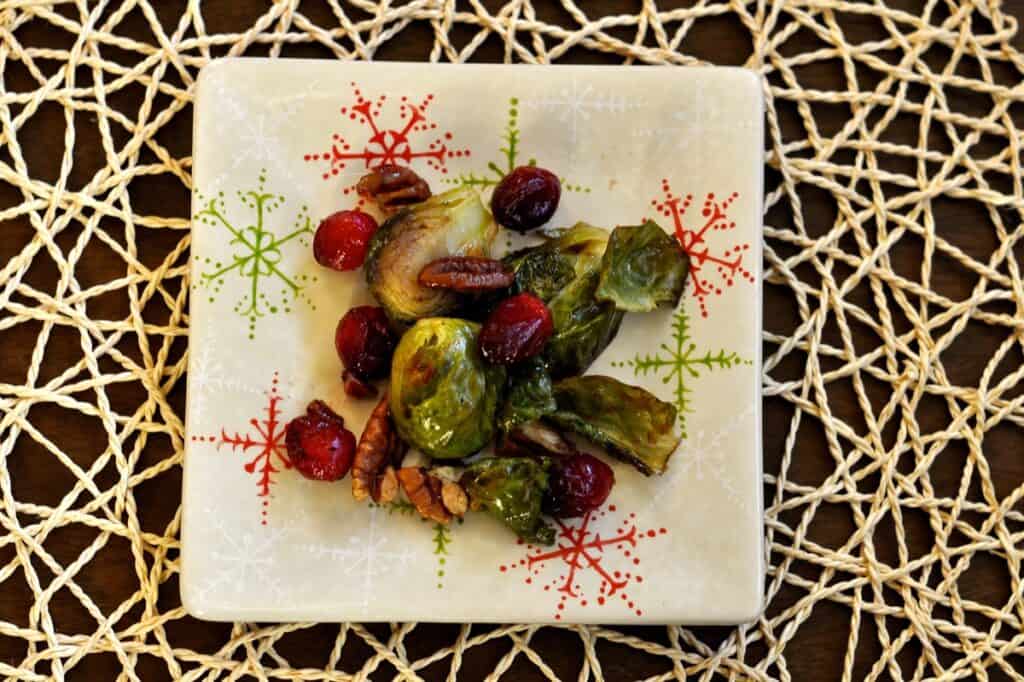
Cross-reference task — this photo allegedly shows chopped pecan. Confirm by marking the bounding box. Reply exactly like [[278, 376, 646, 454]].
[[352, 394, 407, 502], [441, 480, 468, 517], [342, 369, 377, 399], [356, 164, 431, 210], [418, 257, 516, 292], [397, 467, 452, 524]]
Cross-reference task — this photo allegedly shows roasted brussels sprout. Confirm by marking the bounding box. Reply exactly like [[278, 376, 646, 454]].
[[390, 318, 506, 459], [365, 187, 497, 324], [548, 375, 681, 475], [504, 223, 624, 377], [461, 457, 555, 544], [596, 220, 690, 312], [498, 356, 557, 435]]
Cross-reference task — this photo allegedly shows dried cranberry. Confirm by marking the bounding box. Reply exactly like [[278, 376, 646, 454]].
[[479, 293, 553, 364], [286, 401, 356, 481], [491, 166, 561, 232], [342, 370, 377, 399], [544, 453, 615, 518], [335, 306, 396, 381], [313, 210, 379, 271]]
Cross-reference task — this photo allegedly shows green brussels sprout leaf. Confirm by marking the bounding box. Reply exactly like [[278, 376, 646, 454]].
[[498, 356, 557, 435], [504, 223, 623, 377], [390, 318, 506, 459], [462, 457, 555, 545], [548, 375, 681, 476], [365, 186, 497, 324], [596, 220, 690, 312]]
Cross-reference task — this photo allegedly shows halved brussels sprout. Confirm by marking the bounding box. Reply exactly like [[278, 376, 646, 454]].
[[596, 220, 690, 312], [461, 456, 554, 545], [548, 375, 681, 475], [365, 186, 497, 324], [390, 318, 505, 459], [504, 223, 623, 377]]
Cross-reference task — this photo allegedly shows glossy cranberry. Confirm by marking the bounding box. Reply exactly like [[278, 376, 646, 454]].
[[490, 166, 561, 232], [544, 453, 615, 518], [335, 306, 396, 381], [313, 210, 379, 271], [286, 401, 356, 481], [478, 293, 553, 364], [342, 369, 377, 399]]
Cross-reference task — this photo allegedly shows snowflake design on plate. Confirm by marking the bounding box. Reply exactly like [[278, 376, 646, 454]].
[[304, 83, 470, 200], [524, 78, 644, 165], [499, 505, 667, 620], [194, 513, 296, 607], [194, 170, 315, 339], [612, 308, 751, 439], [649, 180, 755, 318], [448, 98, 589, 194], [376, 499, 454, 589], [650, 404, 757, 512], [304, 506, 416, 613], [190, 373, 291, 524]]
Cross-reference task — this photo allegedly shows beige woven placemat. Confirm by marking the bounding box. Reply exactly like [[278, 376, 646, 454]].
[[2, 1, 1023, 680]]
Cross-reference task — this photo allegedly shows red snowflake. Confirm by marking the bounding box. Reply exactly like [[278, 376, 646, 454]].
[[191, 373, 291, 525], [303, 83, 470, 203], [651, 180, 755, 318], [499, 505, 667, 619]]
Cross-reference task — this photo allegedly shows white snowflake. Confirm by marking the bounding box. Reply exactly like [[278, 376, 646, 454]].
[[302, 507, 416, 614], [194, 513, 296, 607], [650, 404, 757, 511], [524, 78, 645, 165], [188, 339, 266, 418]]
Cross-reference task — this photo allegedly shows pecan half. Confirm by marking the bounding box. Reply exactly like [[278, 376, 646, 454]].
[[356, 164, 431, 210], [352, 394, 407, 502], [418, 257, 516, 292], [342, 370, 377, 399], [397, 467, 452, 524], [441, 480, 468, 516]]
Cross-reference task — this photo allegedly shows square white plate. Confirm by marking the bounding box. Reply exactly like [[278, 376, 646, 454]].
[[183, 59, 764, 624]]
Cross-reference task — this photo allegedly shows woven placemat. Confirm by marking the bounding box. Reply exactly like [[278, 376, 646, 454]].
[[2, 1, 1023, 680]]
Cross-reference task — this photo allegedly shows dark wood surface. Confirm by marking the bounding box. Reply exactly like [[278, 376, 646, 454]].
[[2, 1, 1023, 680]]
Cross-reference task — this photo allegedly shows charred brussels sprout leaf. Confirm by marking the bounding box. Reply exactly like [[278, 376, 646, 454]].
[[504, 223, 623, 377], [545, 269, 623, 378], [462, 457, 554, 545], [596, 221, 690, 312], [365, 187, 497, 324], [498, 356, 557, 435], [390, 318, 505, 459], [548, 375, 681, 476]]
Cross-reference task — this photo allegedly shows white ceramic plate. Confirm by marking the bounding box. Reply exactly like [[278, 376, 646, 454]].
[[183, 59, 764, 624]]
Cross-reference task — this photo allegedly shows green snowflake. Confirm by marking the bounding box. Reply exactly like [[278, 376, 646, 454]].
[[447, 98, 590, 193], [374, 499, 456, 589], [194, 170, 316, 339], [612, 307, 752, 439]]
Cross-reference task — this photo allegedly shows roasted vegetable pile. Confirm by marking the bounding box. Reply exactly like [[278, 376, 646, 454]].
[[285, 164, 690, 545]]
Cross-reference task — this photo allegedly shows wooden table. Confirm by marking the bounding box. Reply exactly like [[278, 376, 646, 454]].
[[2, 1, 1023, 679]]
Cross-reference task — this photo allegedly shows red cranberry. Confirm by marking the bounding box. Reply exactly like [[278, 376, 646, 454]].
[[335, 306, 396, 381], [491, 166, 561, 232], [313, 210, 379, 271], [479, 293, 553, 364], [544, 453, 615, 518], [286, 401, 356, 481], [342, 369, 377, 399]]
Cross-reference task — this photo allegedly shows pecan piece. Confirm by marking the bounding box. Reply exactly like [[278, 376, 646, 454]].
[[352, 394, 407, 502], [356, 164, 431, 210], [441, 480, 468, 517], [397, 467, 452, 524], [418, 257, 516, 292]]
